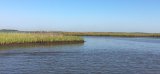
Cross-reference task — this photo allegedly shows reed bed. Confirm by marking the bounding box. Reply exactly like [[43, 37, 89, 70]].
[[0, 33, 84, 45], [62, 32, 160, 37]]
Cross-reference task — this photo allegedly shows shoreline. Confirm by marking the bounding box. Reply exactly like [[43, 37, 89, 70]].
[[62, 32, 160, 37], [0, 41, 85, 46]]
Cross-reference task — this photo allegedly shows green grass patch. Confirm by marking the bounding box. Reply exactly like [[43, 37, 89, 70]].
[[0, 33, 84, 45]]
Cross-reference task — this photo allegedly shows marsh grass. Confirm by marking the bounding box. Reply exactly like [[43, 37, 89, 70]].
[[0, 33, 84, 45], [62, 32, 160, 37]]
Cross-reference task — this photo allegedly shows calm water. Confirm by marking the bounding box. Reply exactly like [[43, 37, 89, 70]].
[[0, 37, 160, 74]]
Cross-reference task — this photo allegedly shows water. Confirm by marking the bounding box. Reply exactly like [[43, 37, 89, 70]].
[[0, 36, 160, 74]]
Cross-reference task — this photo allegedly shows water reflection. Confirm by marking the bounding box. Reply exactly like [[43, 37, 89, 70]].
[[0, 43, 84, 55]]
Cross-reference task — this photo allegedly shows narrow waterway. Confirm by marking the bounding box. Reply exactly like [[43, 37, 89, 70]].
[[0, 36, 160, 74]]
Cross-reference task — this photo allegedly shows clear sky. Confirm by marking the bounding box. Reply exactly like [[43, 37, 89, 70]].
[[0, 0, 160, 32]]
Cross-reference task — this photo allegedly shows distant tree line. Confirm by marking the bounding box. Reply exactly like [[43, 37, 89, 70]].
[[0, 29, 63, 33], [0, 29, 19, 32]]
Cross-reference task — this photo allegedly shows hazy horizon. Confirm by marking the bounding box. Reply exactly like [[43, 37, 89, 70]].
[[0, 0, 160, 33]]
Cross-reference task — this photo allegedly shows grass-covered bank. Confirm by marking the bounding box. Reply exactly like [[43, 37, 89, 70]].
[[62, 32, 160, 37], [0, 33, 84, 45]]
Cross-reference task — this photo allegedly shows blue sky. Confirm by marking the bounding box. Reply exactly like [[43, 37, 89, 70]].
[[0, 0, 160, 32]]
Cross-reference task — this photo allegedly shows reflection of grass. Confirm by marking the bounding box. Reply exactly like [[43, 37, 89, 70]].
[[62, 32, 160, 37], [0, 42, 84, 51], [0, 33, 84, 45]]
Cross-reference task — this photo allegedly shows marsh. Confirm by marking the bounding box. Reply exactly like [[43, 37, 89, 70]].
[[0, 36, 160, 74]]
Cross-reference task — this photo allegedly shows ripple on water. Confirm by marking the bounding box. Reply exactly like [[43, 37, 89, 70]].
[[0, 37, 160, 74]]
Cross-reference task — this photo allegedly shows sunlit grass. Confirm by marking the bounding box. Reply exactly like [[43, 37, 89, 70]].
[[0, 33, 84, 45]]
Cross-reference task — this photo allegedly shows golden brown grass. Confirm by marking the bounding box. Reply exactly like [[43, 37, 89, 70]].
[[0, 33, 84, 45]]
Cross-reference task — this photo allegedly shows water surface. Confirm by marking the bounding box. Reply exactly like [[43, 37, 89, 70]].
[[0, 37, 160, 74]]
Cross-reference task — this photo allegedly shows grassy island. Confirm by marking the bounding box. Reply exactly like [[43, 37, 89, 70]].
[[0, 33, 84, 45]]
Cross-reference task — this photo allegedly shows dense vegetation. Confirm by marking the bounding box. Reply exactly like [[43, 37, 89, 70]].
[[62, 32, 160, 37], [1, 29, 160, 46], [0, 33, 84, 45]]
